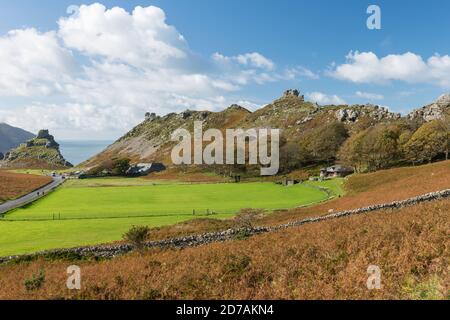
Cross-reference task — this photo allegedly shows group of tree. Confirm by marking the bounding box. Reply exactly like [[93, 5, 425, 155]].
[[278, 116, 450, 174], [279, 122, 349, 172], [339, 117, 450, 171]]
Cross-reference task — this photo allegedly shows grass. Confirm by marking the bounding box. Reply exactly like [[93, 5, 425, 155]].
[[0, 180, 334, 256], [0, 214, 231, 257], [63, 177, 170, 188], [304, 178, 345, 197], [6, 182, 329, 221]]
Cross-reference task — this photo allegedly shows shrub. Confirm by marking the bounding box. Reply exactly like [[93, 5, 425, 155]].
[[234, 208, 264, 229], [222, 254, 252, 277], [112, 158, 131, 176], [24, 269, 45, 291], [142, 288, 163, 300], [123, 225, 151, 253]]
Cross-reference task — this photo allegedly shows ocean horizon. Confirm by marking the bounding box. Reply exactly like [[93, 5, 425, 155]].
[[59, 140, 114, 166]]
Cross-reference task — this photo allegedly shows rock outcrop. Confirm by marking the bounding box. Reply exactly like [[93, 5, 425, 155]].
[[282, 89, 305, 101], [408, 94, 450, 122], [335, 104, 401, 123], [1, 129, 72, 169]]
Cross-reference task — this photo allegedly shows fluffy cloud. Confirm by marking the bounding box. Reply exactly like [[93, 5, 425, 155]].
[[0, 28, 74, 96], [58, 4, 187, 68], [212, 52, 274, 70], [330, 51, 450, 88], [234, 53, 275, 70], [355, 91, 384, 100], [212, 53, 316, 85], [0, 4, 311, 139], [306, 92, 346, 105]]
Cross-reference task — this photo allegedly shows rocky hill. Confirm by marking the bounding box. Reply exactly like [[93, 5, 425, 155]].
[[81, 89, 406, 170], [0, 123, 35, 156], [0, 130, 72, 169], [408, 93, 450, 122]]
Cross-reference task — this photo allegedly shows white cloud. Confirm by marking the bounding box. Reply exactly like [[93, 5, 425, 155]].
[[58, 4, 187, 68], [212, 53, 316, 85], [236, 100, 263, 111], [355, 91, 384, 100], [0, 28, 74, 96], [0, 4, 310, 139], [306, 92, 346, 105], [330, 51, 450, 88], [235, 52, 275, 70], [212, 52, 274, 70], [286, 66, 320, 80]]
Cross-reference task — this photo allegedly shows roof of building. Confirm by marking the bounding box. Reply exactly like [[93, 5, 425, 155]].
[[321, 165, 354, 173]]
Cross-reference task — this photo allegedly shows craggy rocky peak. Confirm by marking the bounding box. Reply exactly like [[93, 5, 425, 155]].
[[282, 89, 305, 102], [37, 129, 51, 139], [2, 129, 72, 168], [335, 104, 401, 123], [408, 93, 450, 122], [145, 112, 158, 122], [436, 93, 450, 106], [33, 129, 59, 149]]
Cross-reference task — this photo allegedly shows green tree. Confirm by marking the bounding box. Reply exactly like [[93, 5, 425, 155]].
[[404, 120, 447, 164], [303, 122, 349, 164], [436, 116, 450, 160], [123, 225, 151, 254], [339, 123, 406, 172], [112, 158, 131, 175]]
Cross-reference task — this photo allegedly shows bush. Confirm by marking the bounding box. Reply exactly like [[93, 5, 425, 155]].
[[234, 208, 264, 229], [123, 225, 151, 253], [222, 255, 252, 278], [112, 158, 131, 176], [24, 269, 45, 291]]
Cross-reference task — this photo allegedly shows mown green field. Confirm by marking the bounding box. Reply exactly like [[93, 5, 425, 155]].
[[0, 214, 232, 256], [0, 178, 343, 256], [7, 182, 330, 220]]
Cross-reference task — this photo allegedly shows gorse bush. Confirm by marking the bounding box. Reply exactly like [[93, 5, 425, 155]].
[[123, 225, 151, 253], [234, 208, 264, 229], [24, 269, 45, 291]]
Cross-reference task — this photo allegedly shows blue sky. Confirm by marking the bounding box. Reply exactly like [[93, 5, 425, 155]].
[[0, 0, 449, 139]]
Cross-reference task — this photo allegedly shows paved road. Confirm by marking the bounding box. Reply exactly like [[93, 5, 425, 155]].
[[0, 176, 65, 215]]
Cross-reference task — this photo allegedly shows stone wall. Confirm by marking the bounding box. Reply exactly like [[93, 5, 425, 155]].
[[1, 188, 449, 264]]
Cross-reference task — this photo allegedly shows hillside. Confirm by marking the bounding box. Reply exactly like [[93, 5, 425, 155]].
[[82, 89, 404, 171], [0, 161, 448, 299], [0, 171, 52, 203], [0, 130, 72, 169], [82, 106, 251, 167], [0, 123, 35, 156]]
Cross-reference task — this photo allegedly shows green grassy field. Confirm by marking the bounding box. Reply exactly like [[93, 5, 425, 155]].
[[6, 182, 331, 220], [0, 178, 343, 256], [0, 214, 232, 256]]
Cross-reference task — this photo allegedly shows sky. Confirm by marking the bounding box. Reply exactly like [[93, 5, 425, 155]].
[[0, 0, 449, 140]]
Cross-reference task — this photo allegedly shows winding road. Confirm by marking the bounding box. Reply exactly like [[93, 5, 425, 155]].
[[0, 176, 64, 215]]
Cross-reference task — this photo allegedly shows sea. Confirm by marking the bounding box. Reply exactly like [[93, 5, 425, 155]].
[[59, 140, 114, 166]]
